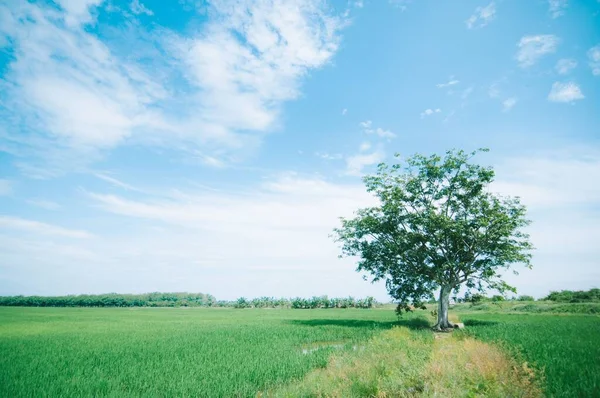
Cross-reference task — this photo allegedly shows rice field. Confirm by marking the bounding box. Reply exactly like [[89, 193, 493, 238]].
[[458, 312, 600, 397], [0, 307, 402, 397], [1, 306, 599, 397]]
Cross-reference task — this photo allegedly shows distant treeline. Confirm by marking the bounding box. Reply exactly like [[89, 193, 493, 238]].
[[543, 288, 600, 303], [234, 296, 377, 309], [0, 293, 378, 309], [455, 288, 600, 304]]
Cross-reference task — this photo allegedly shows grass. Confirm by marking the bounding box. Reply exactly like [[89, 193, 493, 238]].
[[454, 300, 600, 315], [265, 326, 434, 397], [458, 312, 600, 397], [267, 324, 540, 397], [1, 306, 598, 397], [0, 307, 404, 397]]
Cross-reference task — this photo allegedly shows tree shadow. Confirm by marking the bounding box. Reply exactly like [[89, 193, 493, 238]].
[[288, 316, 431, 331], [463, 319, 499, 327]]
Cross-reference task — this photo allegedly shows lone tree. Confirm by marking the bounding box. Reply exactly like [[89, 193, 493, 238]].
[[333, 149, 533, 330]]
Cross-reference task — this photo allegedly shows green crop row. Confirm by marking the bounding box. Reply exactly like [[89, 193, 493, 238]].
[[0, 307, 399, 397], [458, 313, 600, 397]]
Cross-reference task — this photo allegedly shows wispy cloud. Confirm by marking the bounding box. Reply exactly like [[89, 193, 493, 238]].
[[359, 142, 371, 152], [502, 97, 517, 112], [494, 152, 600, 208], [55, 0, 104, 27], [516, 35, 559, 67], [461, 86, 474, 99], [436, 78, 460, 88], [588, 45, 600, 76], [0, 216, 92, 238], [466, 3, 496, 29], [0, 0, 346, 173], [1, 175, 389, 298], [342, 108, 347, 115], [492, 151, 600, 292], [0, 179, 12, 196], [94, 173, 142, 191], [555, 58, 577, 75], [548, 0, 568, 18], [315, 152, 343, 160], [130, 0, 153, 16], [26, 199, 62, 211], [420, 108, 441, 118], [548, 82, 584, 103], [488, 81, 502, 98], [345, 150, 385, 176], [89, 174, 375, 232], [389, 0, 411, 11], [359, 120, 396, 139]]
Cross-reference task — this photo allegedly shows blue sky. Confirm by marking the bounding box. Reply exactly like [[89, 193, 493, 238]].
[[0, 0, 599, 300]]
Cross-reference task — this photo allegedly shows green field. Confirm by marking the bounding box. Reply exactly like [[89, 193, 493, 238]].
[[458, 312, 600, 397], [0, 307, 404, 397], [1, 306, 599, 397]]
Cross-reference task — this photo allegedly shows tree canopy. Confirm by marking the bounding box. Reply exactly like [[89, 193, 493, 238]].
[[333, 149, 533, 329]]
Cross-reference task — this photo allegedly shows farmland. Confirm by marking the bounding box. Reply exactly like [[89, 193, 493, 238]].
[[458, 312, 600, 397], [0, 307, 400, 397], [1, 305, 599, 397]]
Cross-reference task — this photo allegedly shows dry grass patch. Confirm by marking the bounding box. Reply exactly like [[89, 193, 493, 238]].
[[423, 334, 542, 397], [262, 325, 433, 397], [263, 318, 542, 398]]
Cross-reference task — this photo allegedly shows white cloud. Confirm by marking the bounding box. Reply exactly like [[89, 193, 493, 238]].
[[502, 97, 517, 112], [488, 82, 501, 98], [548, 0, 568, 18], [130, 0, 153, 16], [420, 108, 441, 118], [436, 78, 460, 88], [26, 199, 61, 211], [588, 45, 600, 76], [547, 82, 584, 103], [342, 108, 347, 115], [0, 174, 392, 299], [345, 150, 385, 176], [555, 58, 577, 75], [389, 0, 410, 11], [0, 216, 92, 238], [359, 141, 371, 152], [371, 128, 395, 139], [0, 0, 346, 172], [516, 35, 559, 67], [360, 120, 396, 139], [493, 152, 600, 208], [94, 173, 141, 191], [461, 86, 474, 99], [56, 0, 104, 27], [466, 3, 496, 29], [0, 179, 12, 196], [354, 1, 364, 8], [89, 175, 373, 231], [315, 152, 343, 160], [492, 151, 600, 296]]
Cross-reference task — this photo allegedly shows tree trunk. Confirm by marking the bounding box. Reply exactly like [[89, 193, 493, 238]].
[[433, 285, 453, 331]]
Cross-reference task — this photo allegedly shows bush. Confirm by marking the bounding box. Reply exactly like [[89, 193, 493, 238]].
[[517, 295, 535, 301], [234, 297, 250, 309], [544, 288, 600, 303]]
